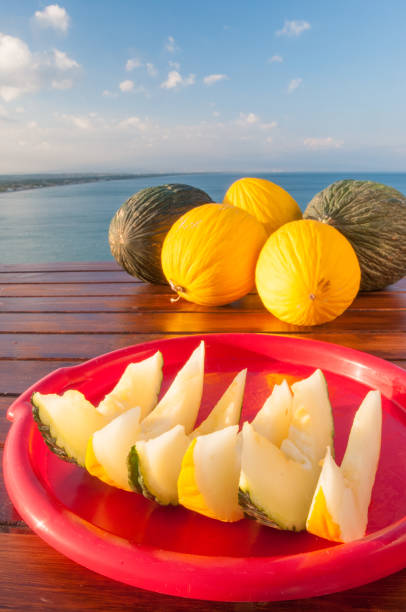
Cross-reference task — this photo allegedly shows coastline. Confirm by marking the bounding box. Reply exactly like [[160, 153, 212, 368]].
[[0, 172, 184, 194]]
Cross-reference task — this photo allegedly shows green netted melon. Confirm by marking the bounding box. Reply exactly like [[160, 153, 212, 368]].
[[304, 180, 406, 291], [109, 184, 213, 284]]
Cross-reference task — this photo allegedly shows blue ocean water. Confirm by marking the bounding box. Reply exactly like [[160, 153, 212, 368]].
[[1, 172, 406, 264]]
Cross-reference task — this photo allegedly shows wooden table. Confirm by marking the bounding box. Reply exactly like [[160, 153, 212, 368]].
[[1, 261, 405, 611]]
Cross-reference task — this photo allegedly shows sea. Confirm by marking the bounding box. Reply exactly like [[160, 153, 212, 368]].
[[1, 171, 406, 264]]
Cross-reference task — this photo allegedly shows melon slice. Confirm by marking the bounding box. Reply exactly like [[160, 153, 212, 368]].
[[85, 407, 142, 491], [128, 369, 246, 505], [128, 424, 190, 505], [306, 390, 382, 542], [139, 341, 205, 439], [239, 369, 334, 530], [177, 425, 244, 522], [191, 369, 246, 438], [251, 379, 293, 445], [32, 390, 109, 467], [97, 351, 163, 419]]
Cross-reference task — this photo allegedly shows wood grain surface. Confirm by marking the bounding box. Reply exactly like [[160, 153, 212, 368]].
[[1, 261, 405, 610]]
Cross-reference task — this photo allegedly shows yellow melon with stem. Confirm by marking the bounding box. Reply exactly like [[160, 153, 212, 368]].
[[255, 219, 361, 326], [161, 203, 267, 306]]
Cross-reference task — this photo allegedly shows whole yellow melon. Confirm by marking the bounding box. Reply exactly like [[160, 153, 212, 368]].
[[161, 203, 267, 306], [255, 219, 361, 326], [223, 177, 302, 234]]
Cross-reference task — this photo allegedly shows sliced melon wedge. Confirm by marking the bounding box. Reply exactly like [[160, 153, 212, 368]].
[[128, 424, 190, 505], [127, 369, 246, 506], [32, 390, 109, 467], [191, 369, 246, 438], [85, 407, 142, 491], [97, 351, 163, 419], [140, 341, 205, 439], [239, 369, 334, 530], [178, 425, 244, 522], [306, 390, 382, 542], [239, 422, 315, 530], [251, 379, 292, 445]]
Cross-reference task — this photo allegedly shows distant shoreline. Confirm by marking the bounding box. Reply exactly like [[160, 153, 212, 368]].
[[0, 173, 186, 194], [1, 170, 406, 195]]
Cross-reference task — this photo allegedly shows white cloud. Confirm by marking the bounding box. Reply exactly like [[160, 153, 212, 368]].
[[118, 116, 148, 131], [34, 4, 70, 32], [0, 33, 80, 101], [119, 79, 134, 92], [260, 121, 278, 130], [203, 74, 228, 86], [287, 77, 303, 93], [161, 70, 195, 89], [268, 55, 283, 63], [165, 36, 178, 53], [126, 58, 157, 77], [304, 137, 344, 150], [52, 49, 79, 71], [0, 110, 287, 173], [102, 89, 118, 98], [237, 112, 260, 126], [126, 57, 142, 71], [58, 113, 93, 129], [276, 20, 311, 37]]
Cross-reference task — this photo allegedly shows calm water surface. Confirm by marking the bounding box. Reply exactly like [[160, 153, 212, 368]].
[[1, 172, 406, 264]]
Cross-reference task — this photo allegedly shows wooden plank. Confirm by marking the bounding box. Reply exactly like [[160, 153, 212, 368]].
[[1, 331, 406, 361], [0, 449, 27, 528], [0, 532, 405, 610], [0, 333, 173, 360], [0, 270, 140, 284], [1, 310, 406, 334], [0, 261, 120, 272], [0, 282, 153, 297], [1, 291, 406, 312], [0, 361, 77, 396], [0, 397, 13, 444]]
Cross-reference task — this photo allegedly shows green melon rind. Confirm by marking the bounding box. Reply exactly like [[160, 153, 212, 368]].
[[238, 487, 301, 531], [127, 445, 169, 504], [31, 394, 79, 465], [304, 179, 406, 291]]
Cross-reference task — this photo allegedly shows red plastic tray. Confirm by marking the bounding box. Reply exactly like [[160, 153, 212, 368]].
[[4, 334, 406, 601]]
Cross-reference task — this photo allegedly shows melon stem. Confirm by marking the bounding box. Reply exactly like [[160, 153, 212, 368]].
[[169, 279, 185, 302]]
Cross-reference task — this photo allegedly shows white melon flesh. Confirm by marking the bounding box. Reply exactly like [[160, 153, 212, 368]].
[[307, 390, 382, 542], [251, 379, 293, 445], [285, 369, 334, 465], [32, 390, 108, 466], [129, 424, 190, 505], [178, 425, 243, 522], [97, 351, 163, 419], [140, 341, 205, 439], [88, 407, 141, 491], [191, 369, 247, 438], [239, 423, 316, 530], [239, 369, 334, 530]]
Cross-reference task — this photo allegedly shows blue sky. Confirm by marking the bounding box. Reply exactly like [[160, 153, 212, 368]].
[[1, 1, 406, 173]]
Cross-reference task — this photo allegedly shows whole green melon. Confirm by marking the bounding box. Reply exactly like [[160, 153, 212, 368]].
[[304, 179, 406, 291], [108, 183, 212, 284]]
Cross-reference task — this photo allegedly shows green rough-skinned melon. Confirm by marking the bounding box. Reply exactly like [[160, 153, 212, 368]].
[[304, 179, 406, 291], [108, 183, 213, 284]]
